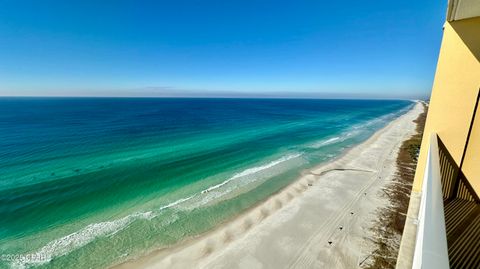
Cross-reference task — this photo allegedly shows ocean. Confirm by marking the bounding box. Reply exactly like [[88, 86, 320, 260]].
[[0, 98, 412, 269]]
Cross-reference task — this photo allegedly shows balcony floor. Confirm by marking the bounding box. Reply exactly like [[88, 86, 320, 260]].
[[444, 198, 480, 268]]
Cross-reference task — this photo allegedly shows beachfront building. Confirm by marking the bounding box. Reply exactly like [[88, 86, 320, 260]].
[[397, 1, 480, 268]]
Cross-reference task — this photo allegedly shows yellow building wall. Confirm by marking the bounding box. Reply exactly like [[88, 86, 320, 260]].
[[413, 17, 480, 192], [462, 107, 480, 187]]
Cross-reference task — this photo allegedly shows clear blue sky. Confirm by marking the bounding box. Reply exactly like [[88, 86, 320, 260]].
[[0, 0, 446, 99]]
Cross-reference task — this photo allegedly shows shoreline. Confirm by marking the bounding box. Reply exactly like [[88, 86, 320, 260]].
[[114, 102, 424, 269]]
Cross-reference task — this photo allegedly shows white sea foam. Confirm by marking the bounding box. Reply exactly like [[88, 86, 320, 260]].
[[11, 196, 194, 269], [310, 136, 341, 148], [309, 110, 406, 150], [11, 211, 155, 269], [158, 195, 195, 211], [191, 153, 303, 208], [352, 108, 408, 131], [201, 153, 302, 194]]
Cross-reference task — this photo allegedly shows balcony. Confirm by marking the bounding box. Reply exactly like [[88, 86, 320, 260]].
[[399, 134, 480, 269]]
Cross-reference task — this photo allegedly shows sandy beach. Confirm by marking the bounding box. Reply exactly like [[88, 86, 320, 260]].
[[115, 102, 424, 269]]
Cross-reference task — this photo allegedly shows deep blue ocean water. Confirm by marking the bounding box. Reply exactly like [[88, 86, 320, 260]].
[[0, 98, 412, 268]]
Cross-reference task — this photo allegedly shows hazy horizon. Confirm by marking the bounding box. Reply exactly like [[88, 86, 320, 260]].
[[0, 90, 426, 100]]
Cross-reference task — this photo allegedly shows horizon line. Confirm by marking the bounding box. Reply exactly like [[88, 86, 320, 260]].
[[0, 95, 422, 101]]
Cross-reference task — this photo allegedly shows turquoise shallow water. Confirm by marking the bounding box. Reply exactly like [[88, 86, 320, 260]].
[[0, 98, 412, 268]]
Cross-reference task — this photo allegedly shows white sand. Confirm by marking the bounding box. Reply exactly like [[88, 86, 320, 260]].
[[116, 102, 424, 269]]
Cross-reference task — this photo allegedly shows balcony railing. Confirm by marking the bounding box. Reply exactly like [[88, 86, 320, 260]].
[[412, 133, 450, 269], [438, 137, 479, 203], [412, 133, 480, 269]]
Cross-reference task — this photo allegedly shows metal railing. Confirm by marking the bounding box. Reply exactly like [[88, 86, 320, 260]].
[[412, 133, 450, 269], [438, 137, 480, 203]]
